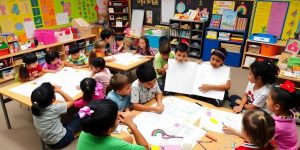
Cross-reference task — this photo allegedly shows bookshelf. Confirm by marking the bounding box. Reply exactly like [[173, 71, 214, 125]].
[[241, 39, 286, 69], [169, 19, 207, 58], [108, 0, 129, 35]]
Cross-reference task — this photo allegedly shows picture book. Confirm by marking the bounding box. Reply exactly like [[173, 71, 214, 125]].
[[209, 14, 222, 28], [165, 60, 230, 99], [220, 10, 237, 30]]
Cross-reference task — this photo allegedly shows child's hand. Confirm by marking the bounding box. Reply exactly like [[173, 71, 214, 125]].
[[199, 84, 212, 93], [32, 71, 38, 77], [163, 64, 168, 70], [154, 105, 164, 113], [53, 84, 62, 92], [222, 125, 237, 135], [196, 60, 202, 64], [111, 56, 116, 61], [76, 85, 80, 90], [233, 106, 242, 113], [73, 66, 82, 69], [119, 111, 134, 126]]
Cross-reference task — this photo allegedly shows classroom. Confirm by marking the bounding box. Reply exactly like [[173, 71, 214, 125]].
[[0, 0, 300, 149]]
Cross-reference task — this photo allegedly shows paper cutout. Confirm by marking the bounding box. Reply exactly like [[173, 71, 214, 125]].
[[252, 2, 271, 34], [212, 1, 235, 15], [23, 20, 35, 38], [56, 12, 69, 25], [267, 2, 289, 38]]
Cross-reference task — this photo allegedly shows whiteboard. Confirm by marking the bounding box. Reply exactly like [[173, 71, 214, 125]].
[[161, 0, 176, 24], [131, 9, 145, 37]]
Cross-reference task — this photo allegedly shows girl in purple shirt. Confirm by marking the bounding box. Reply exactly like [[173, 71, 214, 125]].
[[43, 51, 64, 73]]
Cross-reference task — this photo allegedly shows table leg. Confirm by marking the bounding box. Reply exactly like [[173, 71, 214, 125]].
[[0, 94, 11, 129]]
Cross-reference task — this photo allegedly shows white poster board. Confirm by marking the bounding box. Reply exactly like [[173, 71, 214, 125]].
[[131, 9, 145, 38], [161, 0, 176, 24]]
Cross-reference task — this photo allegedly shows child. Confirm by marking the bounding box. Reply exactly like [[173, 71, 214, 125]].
[[192, 48, 231, 107], [77, 100, 149, 150], [223, 110, 275, 150], [43, 51, 64, 73], [74, 78, 105, 108], [100, 29, 114, 55], [90, 57, 112, 93], [131, 64, 164, 113], [230, 59, 279, 113], [135, 36, 155, 57], [175, 43, 189, 62], [266, 80, 299, 150], [154, 36, 175, 92], [106, 74, 131, 112], [31, 82, 80, 149], [65, 45, 88, 68], [89, 40, 115, 65], [111, 34, 125, 54], [19, 53, 44, 82], [124, 37, 136, 51]]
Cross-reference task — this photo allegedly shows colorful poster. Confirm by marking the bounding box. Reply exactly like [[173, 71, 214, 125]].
[[40, 0, 56, 27], [212, 1, 235, 15], [281, 0, 300, 40], [252, 1, 271, 34], [267, 2, 289, 38]]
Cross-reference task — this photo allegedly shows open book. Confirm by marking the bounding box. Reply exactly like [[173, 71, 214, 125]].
[[165, 59, 230, 99]]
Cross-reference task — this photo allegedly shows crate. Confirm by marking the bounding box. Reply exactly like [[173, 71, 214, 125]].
[[248, 44, 260, 54], [0, 48, 9, 56], [221, 43, 241, 53], [260, 44, 279, 56], [1, 69, 14, 79]]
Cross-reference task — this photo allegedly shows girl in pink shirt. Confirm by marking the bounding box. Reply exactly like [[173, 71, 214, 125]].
[[74, 78, 105, 108], [266, 80, 299, 150], [43, 51, 64, 73], [90, 57, 112, 93]]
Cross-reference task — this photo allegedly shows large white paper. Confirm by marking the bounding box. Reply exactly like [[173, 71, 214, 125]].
[[165, 60, 230, 99], [10, 67, 91, 101], [56, 12, 69, 25], [107, 52, 143, 65], [199, 107, 242, 134], [23, 21, 36, 38]]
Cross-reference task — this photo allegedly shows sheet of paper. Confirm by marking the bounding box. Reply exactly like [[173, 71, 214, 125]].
[[192, 63, 230, 99], [23, 21, 36, 38], [199, 107, 242, 134], [109, 52, 143, 65], [56, 12, 69, 25], [10, 67, 91, 101], [266, 2, 288, 38], [165, 59, 197, 94]]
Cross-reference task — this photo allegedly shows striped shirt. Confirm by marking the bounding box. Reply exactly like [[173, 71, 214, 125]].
[[66, 54, 88, 65], [137, 47, 155, 56]]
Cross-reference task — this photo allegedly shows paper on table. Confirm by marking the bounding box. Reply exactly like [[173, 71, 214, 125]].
[[9, 67, 91, 101], [165, 60, 198, 94], [199, 107, 242, 134], [192, 63, 229, 100], [109, 52, 142, 65], [23, 21, 36, 38], [56, 12, 69, 25]]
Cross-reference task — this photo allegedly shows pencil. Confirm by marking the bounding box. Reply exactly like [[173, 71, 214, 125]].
[[197, 141, 207, 150]]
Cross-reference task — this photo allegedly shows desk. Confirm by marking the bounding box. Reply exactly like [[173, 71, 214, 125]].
[[105, 53, 152, 72], [115, 95, 243, 150], [0, 68, 89, 129]]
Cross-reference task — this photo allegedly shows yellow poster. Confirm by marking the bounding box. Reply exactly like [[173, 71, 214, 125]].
[[281, 0, 300, 40], [212, 1, 235, 15], [252, 1, 272, 34]]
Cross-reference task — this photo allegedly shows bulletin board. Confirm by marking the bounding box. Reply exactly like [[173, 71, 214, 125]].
[[131, 0, 160, 25], [0, 0, 98, 39]]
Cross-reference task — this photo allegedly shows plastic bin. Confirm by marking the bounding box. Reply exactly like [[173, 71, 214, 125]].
[[260, 44, 279, 56], [248, 44, 260, 54]]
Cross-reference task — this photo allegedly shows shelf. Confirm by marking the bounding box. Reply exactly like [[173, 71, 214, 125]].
[[241, 65, 249, 69], [0, 65, 17, 71], [190, 38, 202, 41], [109, 12, 128, 15], [190, 46, 201, 49], [170, 18, 207, 23], [191, 29, 203, 32], [206, 27, 245, 33], [0, 76, 14, 83], [206, 38, 243, 44], [109, 5, 128, 7], [244, 52, 279, 60], [246, 39, 287, 47], [110, 26, 126, 28]]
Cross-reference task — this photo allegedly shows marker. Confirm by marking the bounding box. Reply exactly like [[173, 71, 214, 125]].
[[195, 102, 203, 107], [222, 122, 226, 127]]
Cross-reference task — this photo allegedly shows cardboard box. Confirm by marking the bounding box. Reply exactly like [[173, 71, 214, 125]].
[[71, 18, 92, 36]]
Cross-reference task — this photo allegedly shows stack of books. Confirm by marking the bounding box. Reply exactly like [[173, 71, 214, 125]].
[[218, 32, 230, 41], [230, 34, 244, 42], [206, 31, 217, 39], [235, 18, 248, 31], [170, 29, 179, 37]]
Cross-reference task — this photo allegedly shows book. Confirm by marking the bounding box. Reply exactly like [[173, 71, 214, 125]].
[[206, 31, 217, 39], [209, 14, 222, 28], [220, 10, 237, 30], [218, 32, 231, 41], [234, 17, 248, 31], [165, 60, 230, 99]]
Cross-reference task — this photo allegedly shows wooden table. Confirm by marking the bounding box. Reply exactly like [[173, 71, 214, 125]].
[[114, 95, 243, 150]]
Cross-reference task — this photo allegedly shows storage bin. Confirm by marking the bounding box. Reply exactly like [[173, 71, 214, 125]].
[[248, 44, 260, 54], [221, 43, 241, 53], [1, 69, 14, 79], [260, 44, 279, 56], [34, 29, 57, 45], [224, 51, 242, 67], [0, 48, 9, 56]]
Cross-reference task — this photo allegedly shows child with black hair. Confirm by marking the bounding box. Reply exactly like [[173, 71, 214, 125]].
[[107, 74, 131, 112], [43, 51, 64, 73], [230, 59, 279, 113], [266, 80, 299, 150], [135, 36, 155, 57], [65, 45, 88, 68], [77, 100, 149, 150], [100, 29, 114, 55], [175, 43, 189, 62], [192, 47, 231, 107], [90, 57, 112, 93], [89, 40, 115, 65], [111, 34, 125, 54], [131, 64, 164, 113], [74, 78, 105, 108], [31, 82, 80, 149], [223, 110, 275, 150], [19, 53, 44, 82], [154, 36, 175, 92]]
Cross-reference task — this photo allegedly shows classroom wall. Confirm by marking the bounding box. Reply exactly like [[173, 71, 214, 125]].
[[0, 0, 98, 40]]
